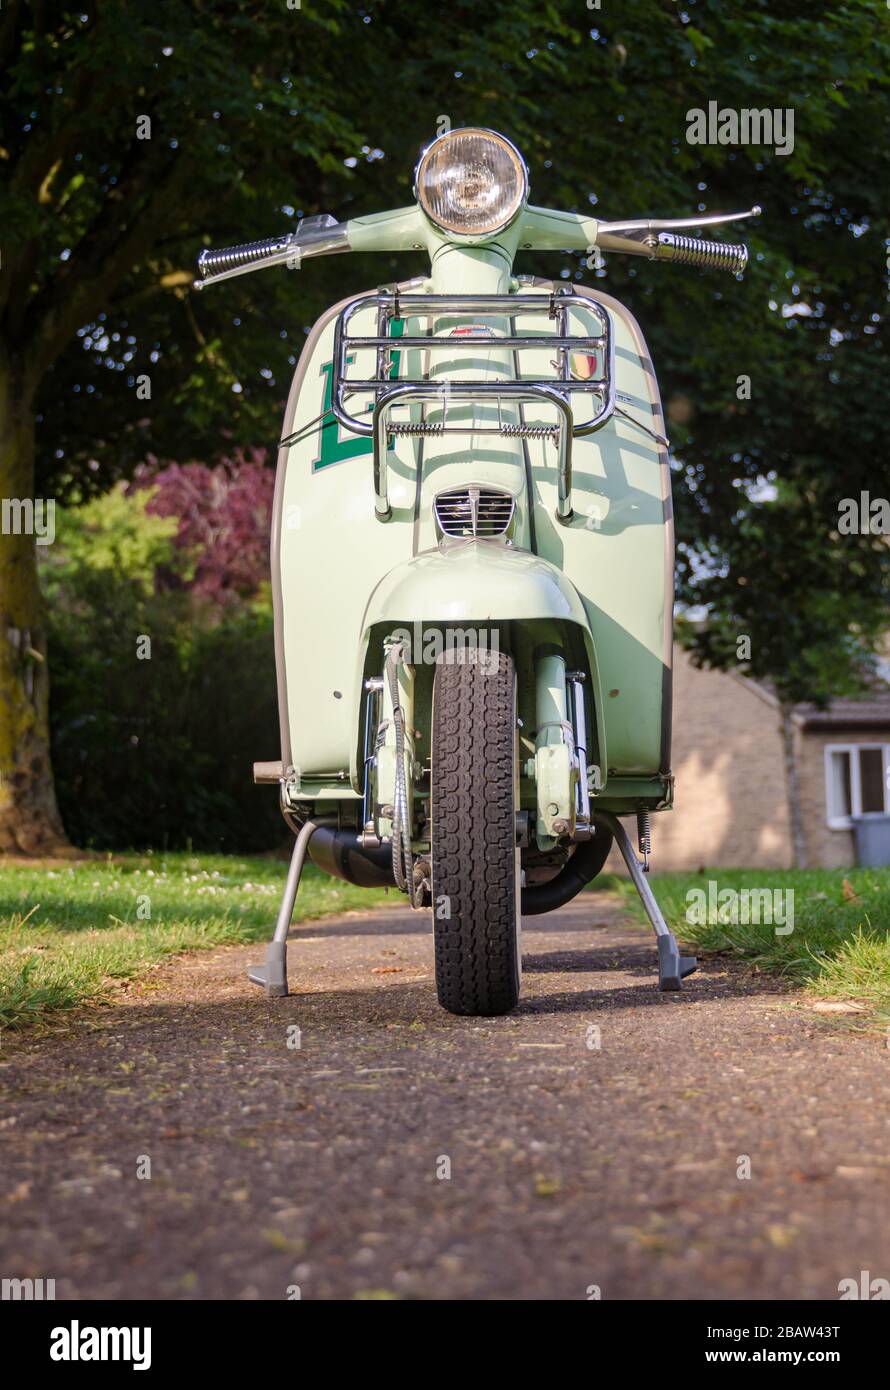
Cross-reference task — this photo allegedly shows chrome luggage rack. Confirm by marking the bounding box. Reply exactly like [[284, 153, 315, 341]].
[[330, 287, 615, 522]]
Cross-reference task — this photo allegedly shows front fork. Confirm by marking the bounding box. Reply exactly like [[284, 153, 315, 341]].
[[370, 641, 585, 857], [528, 647, 586, 851], [374, 640, 416, 845]]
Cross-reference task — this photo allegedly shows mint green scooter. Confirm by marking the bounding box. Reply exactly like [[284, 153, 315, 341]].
[[196, 127, 758, 1016]]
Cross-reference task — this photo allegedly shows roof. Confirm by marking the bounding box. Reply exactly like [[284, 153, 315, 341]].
[[793, 691, 890, 731], [724, 663, 890, 730], [678, 641, 890, 730]]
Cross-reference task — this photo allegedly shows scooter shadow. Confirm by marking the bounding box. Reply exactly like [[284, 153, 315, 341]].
[[522, 942, 663, 976], [292, 910, 612, 940], [518, 945, 761, 1015], [514, 943, 689, 1015], [291, 974, 686, 1019], [293, 911, 431, 938], [513, 984, 680, 1016]]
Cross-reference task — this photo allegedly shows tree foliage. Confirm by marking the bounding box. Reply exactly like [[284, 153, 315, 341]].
[[138, 454, 274, 607], [2, 0, 890, 846], [41, 486, 280, 850]]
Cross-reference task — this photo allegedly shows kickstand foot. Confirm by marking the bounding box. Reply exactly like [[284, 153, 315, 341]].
[[593, 811, 697, 993], [247, 819, 316, 999], [657, 933, 698, 992], [248, 941, 289, 997]]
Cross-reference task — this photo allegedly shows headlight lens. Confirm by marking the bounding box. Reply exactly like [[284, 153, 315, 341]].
[[415, 128, 528, 237]]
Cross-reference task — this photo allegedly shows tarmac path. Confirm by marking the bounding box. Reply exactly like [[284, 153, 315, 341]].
[[3, 892, 890, 1301]]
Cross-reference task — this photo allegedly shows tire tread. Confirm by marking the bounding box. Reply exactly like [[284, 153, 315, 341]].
[[431, 648, 519, 1016]]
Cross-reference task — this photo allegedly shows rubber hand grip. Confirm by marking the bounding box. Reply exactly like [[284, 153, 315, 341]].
[[655, 232, 748, 273], [197, 235, 293, 279]]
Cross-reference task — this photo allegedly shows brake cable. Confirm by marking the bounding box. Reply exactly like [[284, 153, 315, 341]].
[[384, 642, 428, 909], [613, 399, 670, 449], [278, 407, 338, 451]]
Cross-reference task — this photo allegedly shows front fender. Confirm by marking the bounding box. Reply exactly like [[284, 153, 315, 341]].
[[361, 541, 590, 629]]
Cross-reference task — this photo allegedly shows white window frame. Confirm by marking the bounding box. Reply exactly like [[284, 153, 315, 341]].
[[824, 742, 890, 829]]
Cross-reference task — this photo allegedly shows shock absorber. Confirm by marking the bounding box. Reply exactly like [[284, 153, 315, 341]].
[[637, 810, 651, 873]]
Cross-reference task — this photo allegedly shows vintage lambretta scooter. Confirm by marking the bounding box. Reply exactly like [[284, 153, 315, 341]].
[[195, 127, 758, 1016]]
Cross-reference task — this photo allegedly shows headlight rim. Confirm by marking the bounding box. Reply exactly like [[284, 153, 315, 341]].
[[413, 126, 530, 241]]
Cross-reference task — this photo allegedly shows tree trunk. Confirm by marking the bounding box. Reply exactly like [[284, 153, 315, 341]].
[[779, 699, 806, 870], [0, 340, 68, 853]]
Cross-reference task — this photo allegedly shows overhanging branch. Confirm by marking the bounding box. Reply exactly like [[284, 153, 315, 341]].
[[23, 154, 199, 386]]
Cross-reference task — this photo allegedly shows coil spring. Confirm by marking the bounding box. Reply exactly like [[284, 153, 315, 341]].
[[637, 809, 651, 861], [500, 423, 560, 439], [390, 421, 558, 439], [658, 233, 748, 274], [198, 235, 291, 278]]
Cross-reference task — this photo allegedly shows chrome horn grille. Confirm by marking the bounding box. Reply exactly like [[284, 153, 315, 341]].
[[434, 486, 515, 540]]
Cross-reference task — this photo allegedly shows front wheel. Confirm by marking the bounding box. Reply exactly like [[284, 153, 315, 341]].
[[431, 647, 520, 1016]]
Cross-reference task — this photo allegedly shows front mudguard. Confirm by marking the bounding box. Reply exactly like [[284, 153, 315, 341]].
[[361, 541, 589, 629], [352, 541, 606, 788]]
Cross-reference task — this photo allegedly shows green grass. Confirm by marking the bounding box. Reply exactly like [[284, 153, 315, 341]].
[[0, 852, 389, 1032], [7, 853, 890, 1035], [602, 865, 890, 1027]]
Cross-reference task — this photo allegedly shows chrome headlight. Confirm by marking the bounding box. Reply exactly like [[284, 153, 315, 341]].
[[414, 128, 529, 238]]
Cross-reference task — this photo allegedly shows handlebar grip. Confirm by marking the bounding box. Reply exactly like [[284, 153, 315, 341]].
[[197, 235, 293, 280], [655, 232, 748, 274]]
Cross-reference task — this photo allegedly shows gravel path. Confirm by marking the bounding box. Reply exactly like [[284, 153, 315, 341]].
[[3, 891, 890, 1301]]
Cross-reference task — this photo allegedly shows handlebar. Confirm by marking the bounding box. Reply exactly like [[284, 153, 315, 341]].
[[593, 204, 758, 275], [194, 214, 350, 289], [194, 204, 760, 290]]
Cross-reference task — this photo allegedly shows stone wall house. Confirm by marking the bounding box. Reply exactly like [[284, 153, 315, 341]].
[[793, 697, 890, 869], [603, 645, 890, 872]]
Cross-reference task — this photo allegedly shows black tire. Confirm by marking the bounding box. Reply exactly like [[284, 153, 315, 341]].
[[431, 647, 520, 1016]]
